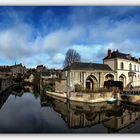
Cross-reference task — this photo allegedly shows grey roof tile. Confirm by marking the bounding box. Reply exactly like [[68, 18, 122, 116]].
[[63, 62, 113, 71], [103, 50, 140, 63]]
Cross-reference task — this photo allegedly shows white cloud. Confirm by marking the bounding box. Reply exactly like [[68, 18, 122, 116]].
[[88, 19, 140, 43], [43, 26, 85, 55], [51, 53, 65, 64], [1, 7, 140, 68], [0, 23, 42, 60], [71, 44, 105, 63]]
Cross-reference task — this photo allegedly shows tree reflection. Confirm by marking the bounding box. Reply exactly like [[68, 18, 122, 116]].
[[0, 90, 11, 109]]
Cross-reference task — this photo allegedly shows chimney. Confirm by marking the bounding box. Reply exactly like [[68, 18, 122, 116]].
[[108, 49, 112, 58]]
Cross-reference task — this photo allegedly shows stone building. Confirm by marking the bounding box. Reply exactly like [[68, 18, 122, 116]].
[[63, 62, 114, 92], [10, 63, 26, 76], [41, 69, 63, 92], [36, 65, 47, 73], [41, 69, 62, 79], [62, 49, 140, 93], [103, 49, 140, 87]]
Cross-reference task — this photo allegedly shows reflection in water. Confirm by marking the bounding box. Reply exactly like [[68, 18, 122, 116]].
[[41, 93, 140, 133], [1, 85, 140, 133], [42, 95, 118, 129], [0, 89, 11, 109]]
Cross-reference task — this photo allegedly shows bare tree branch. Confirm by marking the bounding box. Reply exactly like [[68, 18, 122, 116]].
[[64, 49, 81, 68]]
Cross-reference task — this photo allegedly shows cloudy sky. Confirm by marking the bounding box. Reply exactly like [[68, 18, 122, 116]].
[[0, 6, 140, 68]]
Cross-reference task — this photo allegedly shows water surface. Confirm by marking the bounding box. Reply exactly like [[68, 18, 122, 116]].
[[0, 86, 140, 133]]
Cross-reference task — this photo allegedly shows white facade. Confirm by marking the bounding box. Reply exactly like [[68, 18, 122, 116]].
[[64, 63, 114, 93], [104, 56, 140, 87], [64, 50, 140, 93]]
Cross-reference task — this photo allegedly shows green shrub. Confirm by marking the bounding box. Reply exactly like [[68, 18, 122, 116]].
[[43, 84, 53, 92]]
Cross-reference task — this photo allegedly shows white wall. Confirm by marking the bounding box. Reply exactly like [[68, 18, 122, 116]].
[[104, 58, 140, 87]]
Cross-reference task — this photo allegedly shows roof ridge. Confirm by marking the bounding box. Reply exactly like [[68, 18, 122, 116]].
[[63, 62, 112, 71]]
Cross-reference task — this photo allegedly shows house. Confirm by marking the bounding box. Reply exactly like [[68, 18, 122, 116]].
[[41, 69, 62, 79], [62, 49, 140, 94], [10, 63, 27, 76], [41, 69, 63, 92], [63, 62, 114, 92], [36, 65, 47, 73], [103, 49, 140, 87]]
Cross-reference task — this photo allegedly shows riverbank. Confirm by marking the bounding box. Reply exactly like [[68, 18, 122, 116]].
[[46, 91, 120, 103]]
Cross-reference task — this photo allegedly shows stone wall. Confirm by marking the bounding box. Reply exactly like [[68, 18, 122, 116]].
[[69, 70, 115, 92], [55, 79, 67, 93], [70, 92, 113, 100]]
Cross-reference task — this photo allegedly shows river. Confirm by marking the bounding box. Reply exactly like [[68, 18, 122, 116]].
[[0, 85, 140, 133]]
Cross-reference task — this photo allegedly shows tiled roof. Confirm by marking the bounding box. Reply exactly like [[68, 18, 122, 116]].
[[10, 63, 23, 68], [63, 62, 113, 71], [41, 69, 62, 76], [37, 65, 43, 68], [103, 50, 140, 63]]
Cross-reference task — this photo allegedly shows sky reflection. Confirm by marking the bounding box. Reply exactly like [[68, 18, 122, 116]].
[[0, 92, 140, 133]]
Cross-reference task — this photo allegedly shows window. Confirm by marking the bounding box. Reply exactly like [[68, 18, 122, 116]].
[[80, 72, 82, 83], [120, 62, 124, 69], [129, 63, 132, 71], [134, 65, 136, 71]]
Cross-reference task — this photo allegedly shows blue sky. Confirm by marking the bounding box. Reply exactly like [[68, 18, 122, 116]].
[[1, 6, 140, 68]]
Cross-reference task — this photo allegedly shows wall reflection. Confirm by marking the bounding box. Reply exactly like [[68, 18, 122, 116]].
[[40, 93, 140, 133], [0, 85, 140, 133]]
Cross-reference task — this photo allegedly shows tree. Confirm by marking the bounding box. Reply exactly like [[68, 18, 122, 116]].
[[64, 49, 81, 67]]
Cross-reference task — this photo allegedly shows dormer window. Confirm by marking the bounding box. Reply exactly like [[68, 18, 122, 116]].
[[120, 62, 124, 70]]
